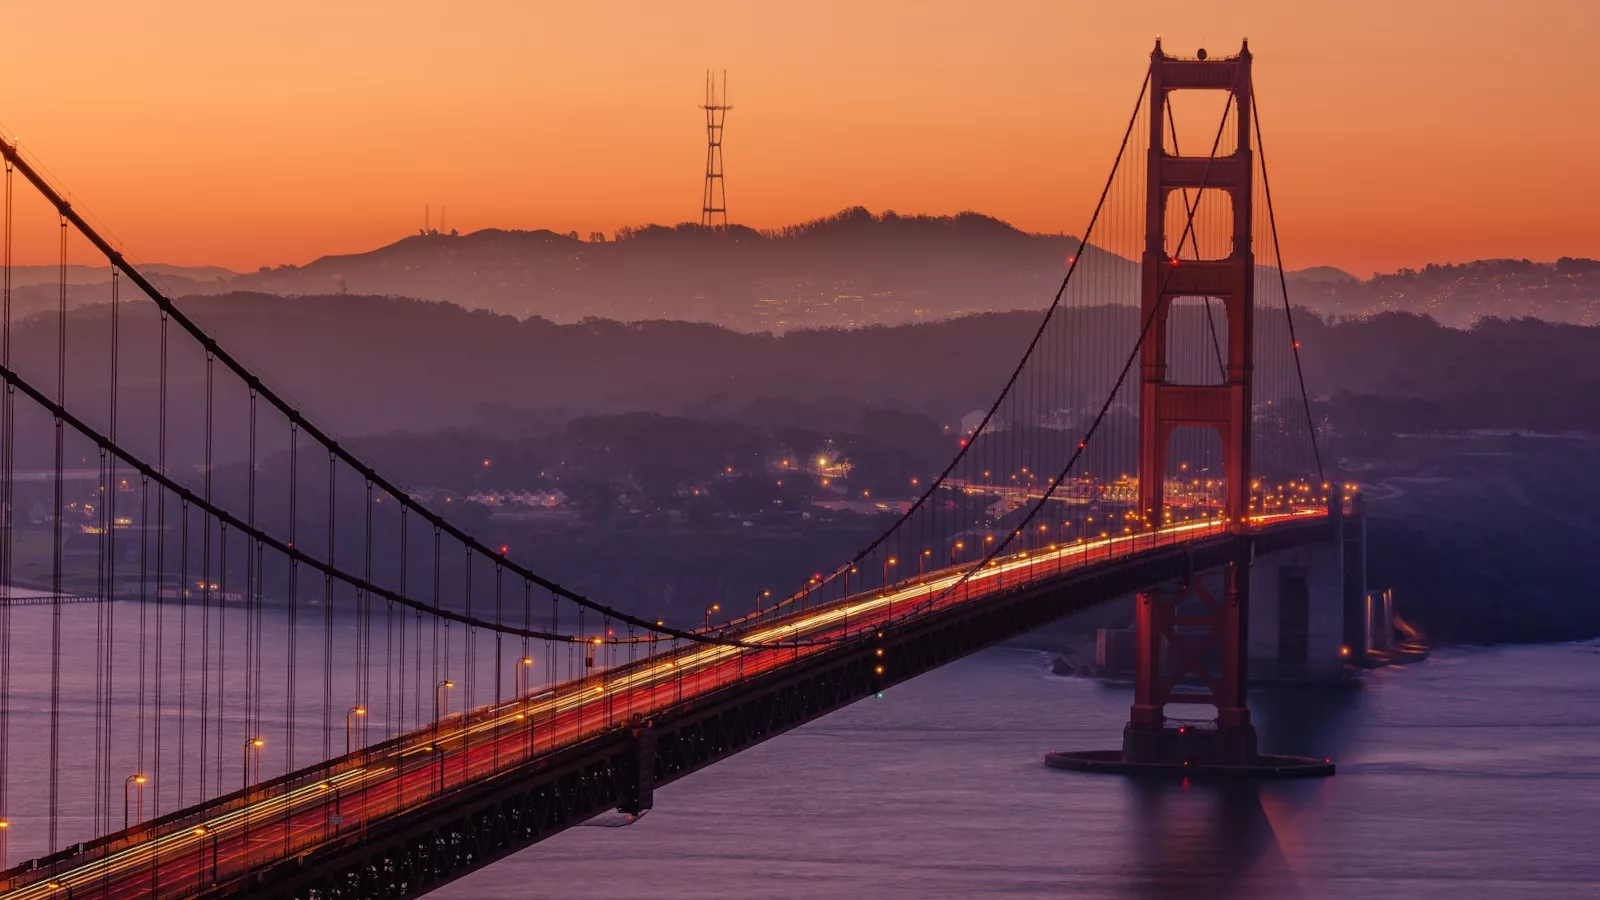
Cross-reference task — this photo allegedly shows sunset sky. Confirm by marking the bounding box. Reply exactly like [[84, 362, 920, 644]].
[[0, 0, 1594, 275]]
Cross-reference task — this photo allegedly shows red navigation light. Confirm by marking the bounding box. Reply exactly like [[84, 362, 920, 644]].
[[499, 544, 509, 554], [1170, 257, 1180, 266]]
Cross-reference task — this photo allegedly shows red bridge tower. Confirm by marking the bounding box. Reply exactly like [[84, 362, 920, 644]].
[[1126, 40, 1260, 766]]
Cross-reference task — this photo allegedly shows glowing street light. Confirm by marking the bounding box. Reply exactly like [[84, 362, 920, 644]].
[[123, 773, 147, 831], [242, 738, 265, 795], [703, 603, 721, 630], [434, 680, 455, 791], [345, 706, 367, 756], [434, 680, 455, 725]]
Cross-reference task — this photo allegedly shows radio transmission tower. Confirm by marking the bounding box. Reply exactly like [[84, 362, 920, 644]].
[[700, 69, 731, 229]]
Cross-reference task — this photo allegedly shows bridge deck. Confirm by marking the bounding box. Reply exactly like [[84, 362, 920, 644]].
[[0, 511, 1331, 900]]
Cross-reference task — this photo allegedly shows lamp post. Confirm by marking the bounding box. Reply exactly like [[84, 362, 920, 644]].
[[703, 603, 720, 630], [950, 541, 964, 567], [515, 656, 535, 754], [753, 589, 771, 615], [2, 819, 10, 870], [882, 557, 896, 588], [434, 680, 454, 791], [192, 825, 217, 886], [919, 549, 930, 577], [317, 781, 343, 837], [345, 706, 366, 757], [513, 656, 534, 699], [242, 738, 264, 795], [123, 774, 147, 831]]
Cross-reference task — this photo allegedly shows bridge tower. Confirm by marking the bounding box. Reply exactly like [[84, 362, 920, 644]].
[[1126, 39, 1263, 769]]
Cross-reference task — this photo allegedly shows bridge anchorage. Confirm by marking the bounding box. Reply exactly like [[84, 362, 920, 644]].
[[1048, 40, 1338, 779]]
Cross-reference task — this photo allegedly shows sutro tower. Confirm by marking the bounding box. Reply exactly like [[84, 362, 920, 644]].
[[699, 70, 731, 229]]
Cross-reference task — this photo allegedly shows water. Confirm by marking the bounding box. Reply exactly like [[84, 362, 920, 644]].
[[437, 642, 1600, 900]]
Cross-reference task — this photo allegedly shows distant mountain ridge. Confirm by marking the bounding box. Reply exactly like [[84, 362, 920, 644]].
[[16, 209, 1597, 330], [228, 208, 1111, 327], [1290, 258, 1600, 327]]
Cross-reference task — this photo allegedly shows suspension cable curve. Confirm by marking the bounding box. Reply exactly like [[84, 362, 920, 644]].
[[0, 135, 757, 647]]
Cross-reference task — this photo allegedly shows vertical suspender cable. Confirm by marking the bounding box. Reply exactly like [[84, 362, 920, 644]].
[[0, 157, 12, 861], [1251, 90, 1324, 484], [49, 214, 67, 851]]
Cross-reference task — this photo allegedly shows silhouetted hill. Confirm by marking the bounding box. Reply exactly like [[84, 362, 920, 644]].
[[1286, 265, 1357, 284], [15, 293, 1600, 640], [227, 208, 1125, 327], [1293, 258, 1600, 327]]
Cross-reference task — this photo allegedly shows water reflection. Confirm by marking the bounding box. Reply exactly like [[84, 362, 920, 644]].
[[1121, 779, 1314, 900]]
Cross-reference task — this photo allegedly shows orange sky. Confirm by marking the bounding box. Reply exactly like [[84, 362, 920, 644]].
[[0, 0, 1594, 276]]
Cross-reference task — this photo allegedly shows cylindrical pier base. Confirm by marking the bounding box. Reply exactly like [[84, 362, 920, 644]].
[[1047, 723, 1333, 779]]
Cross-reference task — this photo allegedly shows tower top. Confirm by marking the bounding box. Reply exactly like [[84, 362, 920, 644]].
[[700, 69, 732, 112]]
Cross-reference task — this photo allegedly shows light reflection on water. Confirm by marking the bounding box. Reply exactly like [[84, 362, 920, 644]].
[[439, 642, 1600, 900]]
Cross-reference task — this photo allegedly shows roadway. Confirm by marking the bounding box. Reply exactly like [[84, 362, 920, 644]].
[[0, 509, 1325, 899]]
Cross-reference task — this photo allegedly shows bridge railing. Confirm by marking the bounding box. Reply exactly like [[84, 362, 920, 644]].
[[0, 501, 1342, 897]]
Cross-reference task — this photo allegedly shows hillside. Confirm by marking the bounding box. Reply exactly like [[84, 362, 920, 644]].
[[226, 208, 1117, 327]]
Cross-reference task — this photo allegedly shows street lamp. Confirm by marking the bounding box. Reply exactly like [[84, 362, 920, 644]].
[[753, 589, 771, 614], [434, 680, 455, 726], [434, 680, 455, 792], [2, 818, 11, 870], [317, 781, 343, 835], [703, 603, 720, 630], [514, 656, 536, 751], [192, 825, 217, 886], [514, 656, 535, 700], [242, 738, 265, 795], [882, 557, 896, 587], [950, 541, 964, 567], [123, 773, 147, 830], [345, 706, 367, 756]]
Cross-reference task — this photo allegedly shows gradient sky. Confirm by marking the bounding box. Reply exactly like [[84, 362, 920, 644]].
[[0, 0, 1594, 275]]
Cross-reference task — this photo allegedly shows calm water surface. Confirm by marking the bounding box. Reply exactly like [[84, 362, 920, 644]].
[[438, 642, 1600, 899]]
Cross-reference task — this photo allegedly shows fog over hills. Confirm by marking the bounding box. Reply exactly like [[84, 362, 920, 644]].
[[14, 209, 1598, 330], [14, 291, 1599, 641]]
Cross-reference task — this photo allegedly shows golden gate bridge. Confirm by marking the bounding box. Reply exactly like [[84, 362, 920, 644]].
[[0, 41, 1356, 898]]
